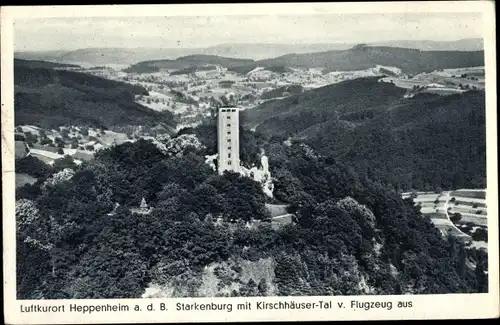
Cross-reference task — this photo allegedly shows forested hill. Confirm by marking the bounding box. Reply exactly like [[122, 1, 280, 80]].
[[125, 55, 254, 73], [244, 77, 407, 132], [14, 59, 175, 130], [16, 126, 487, 299], [243, 77, 486, 191], [124, 46, 482, 75], [225, 46, 484, 75], [252, 46, 484, 74], [14, 58, 80, 69]]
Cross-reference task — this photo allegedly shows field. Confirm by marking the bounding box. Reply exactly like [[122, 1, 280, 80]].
[[452, 200, 486, 208], [424, 87, 466, 95], [450, 190, 486, 199], [448, 190, 488, 231], [470, 241, 488, 250], [457, 214, 487, 227], [381, 66, 485, 96], [402, 189, 488, 247]]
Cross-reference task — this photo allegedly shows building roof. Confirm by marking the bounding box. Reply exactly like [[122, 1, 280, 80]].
[[219, 106, 239, 112]]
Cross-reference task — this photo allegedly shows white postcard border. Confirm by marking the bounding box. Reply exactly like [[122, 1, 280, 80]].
[[2, 2, 499, 324]]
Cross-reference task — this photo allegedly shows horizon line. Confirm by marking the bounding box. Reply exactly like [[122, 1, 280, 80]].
[[14, 37, 484, 53]]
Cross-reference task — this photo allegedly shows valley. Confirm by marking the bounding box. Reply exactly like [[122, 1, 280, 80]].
[[56, 51, 484, 134]]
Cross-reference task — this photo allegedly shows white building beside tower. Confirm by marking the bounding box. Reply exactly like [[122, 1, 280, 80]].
[[217, 106, 240, 174]]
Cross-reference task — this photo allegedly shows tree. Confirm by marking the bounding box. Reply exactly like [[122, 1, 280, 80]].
[[475, 261, 487, 292], [24, 132, 38, 146], [257, 279, 268, 296], [53, 155, 76, 172], [60, 128, 70, 139], [57, 148, 64, 155], [472, 227, 487, 242], [239, 278, 259, 296], [220, 95, 229, 106], [288, 191, 318, 227], [81, 127, 89, 137], [450, 212, 462, 223], [40, 138, 53, 146]]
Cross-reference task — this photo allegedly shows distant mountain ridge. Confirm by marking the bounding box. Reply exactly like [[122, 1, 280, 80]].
[[375, 38, 483, 51], [15, 38, 483, 65], [125, 45, 484, 75], [254, 46, 484, 74], [205, 38, 484, 58]]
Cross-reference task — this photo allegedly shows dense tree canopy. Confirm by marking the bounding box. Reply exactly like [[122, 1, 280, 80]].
[[16, 122, 487, 299], [244, 78, 486, 191]]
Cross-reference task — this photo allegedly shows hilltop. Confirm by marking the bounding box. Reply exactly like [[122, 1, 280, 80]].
[[124, 46, 483, 76], [14, 59, 176, 130], [124, 55, 255, 73], [375, 38, 483, 51], [243, 77, 486, 191], [204, 39, 484, 58]]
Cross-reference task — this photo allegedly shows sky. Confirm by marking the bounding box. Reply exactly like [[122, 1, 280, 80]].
[[14, 13, 484, 52]]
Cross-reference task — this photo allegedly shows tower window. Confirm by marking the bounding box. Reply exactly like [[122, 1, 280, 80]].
[[227, 139, 231, 143], [227, 116, 231, 119], [231, 109, 236, 112], [228, 153, 231, 158], [227, 124, 231, 127], [227, 131, 231, 135], [228, 146, 231, 150]]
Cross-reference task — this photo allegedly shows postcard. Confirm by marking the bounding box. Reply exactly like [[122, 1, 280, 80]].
[[1, 2, 498, 323]]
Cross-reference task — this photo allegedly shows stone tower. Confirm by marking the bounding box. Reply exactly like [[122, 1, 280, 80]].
[[217, 106, 240, 174]]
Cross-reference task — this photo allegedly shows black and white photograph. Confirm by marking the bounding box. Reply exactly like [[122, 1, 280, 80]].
[[2, 2, 498, 321]]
